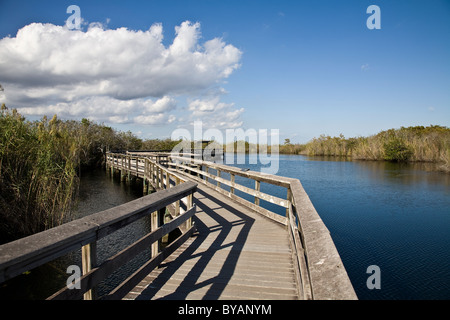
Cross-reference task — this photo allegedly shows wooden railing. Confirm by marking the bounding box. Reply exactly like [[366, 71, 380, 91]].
[[167, 154, 357, 300], [0, 177, 197, 300], [106, 152, 182, 191]]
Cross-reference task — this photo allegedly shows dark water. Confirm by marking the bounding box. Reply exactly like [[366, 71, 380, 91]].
[[1, 156, 449, 300], [222, 154, 450, 300]]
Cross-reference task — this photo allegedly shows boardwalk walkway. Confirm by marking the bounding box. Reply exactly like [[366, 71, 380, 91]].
[[124, 183, 298, 300], [0, 152, 357, 300]]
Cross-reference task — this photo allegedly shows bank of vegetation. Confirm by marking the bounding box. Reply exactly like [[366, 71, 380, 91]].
[[0, 106, 178, 243], [281, 126, 450, 172]]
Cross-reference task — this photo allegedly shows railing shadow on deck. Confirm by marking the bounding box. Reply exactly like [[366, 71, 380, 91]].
[[166, 154, 358, 300], [131, 187, 255, 300]]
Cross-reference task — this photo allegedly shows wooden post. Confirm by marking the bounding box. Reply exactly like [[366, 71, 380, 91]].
[[82, 242, 97, 300], [150, 211, 159, 258], [255, 180, 260, 206], [135, 158, 138, 176], [143, 159, 148, 194], [230, 174, 235, 194], [217, 170, 221, 188], [286, 187, 292, 217], [187, 193, 193, 230], [175, 177, 180, 217], [110, 154, 114, 175]]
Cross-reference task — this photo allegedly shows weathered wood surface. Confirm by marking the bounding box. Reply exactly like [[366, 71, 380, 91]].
[[168, 155, 357, 300], [109, 152, 357, 300], [124, 182, 299, 300]]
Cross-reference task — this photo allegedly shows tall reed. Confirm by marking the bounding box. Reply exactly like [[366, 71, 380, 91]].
[[0, 109, 146, 243], [0, 110, 79, 241]]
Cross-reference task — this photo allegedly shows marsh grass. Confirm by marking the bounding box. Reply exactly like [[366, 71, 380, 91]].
[[301, 126, 450, 171], [0, 110, 77, 241], [0, 108, 149, 242]]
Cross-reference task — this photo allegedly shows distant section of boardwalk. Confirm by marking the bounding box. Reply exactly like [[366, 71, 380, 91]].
[[124, 183, 298, 300]]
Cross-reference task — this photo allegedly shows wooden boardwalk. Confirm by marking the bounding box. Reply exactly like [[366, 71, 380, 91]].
[[124, 183, 298, 300], [0, 152, 357, 300]]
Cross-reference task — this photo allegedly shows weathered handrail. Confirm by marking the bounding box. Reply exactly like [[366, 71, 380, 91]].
[[168, 155, 290, 225], [167, 154, 357, 300], [106, 152, 187, 191], [0, 179, 197, 300]]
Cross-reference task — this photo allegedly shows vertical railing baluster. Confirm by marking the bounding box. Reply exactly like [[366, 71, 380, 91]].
[[255, 180, 260, 206], [81, 241, 97, 300], [230, 174, 235, 194], [286, 187, 292, 217], [217, 169, 221, 189]]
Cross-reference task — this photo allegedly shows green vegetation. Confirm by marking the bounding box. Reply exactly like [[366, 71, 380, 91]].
[[279, 139, 307, 155], [0, 107, 178, 243], [1, 108, 79, 241], [284, 125, 449, 171]]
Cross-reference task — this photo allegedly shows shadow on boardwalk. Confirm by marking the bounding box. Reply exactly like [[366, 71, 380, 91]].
[[132, 187, 256, 300]]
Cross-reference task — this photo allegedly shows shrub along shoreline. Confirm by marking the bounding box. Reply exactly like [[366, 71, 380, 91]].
[[279, 125, 450, 172]]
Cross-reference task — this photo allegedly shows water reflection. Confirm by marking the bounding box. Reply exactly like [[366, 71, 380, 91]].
[[352, 160, 450, 191]]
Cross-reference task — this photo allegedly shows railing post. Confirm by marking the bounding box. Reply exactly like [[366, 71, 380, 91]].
[[152, 163, 156, 185], [255, 180, 260, 206], [82, 242, 97, 300], [152, 163, 155, 186], [187, 192, 193, 230], [120, 155, 127, 182], [217, 169, 221, 188], [143, 159, 148, 194], [111, 154, 114, 175], [230, 174, 235, 194], [286, 187, 292, 217], [175, 177, 181, 217], [151, 211, 159, 258], [135, 157, 139, 176]]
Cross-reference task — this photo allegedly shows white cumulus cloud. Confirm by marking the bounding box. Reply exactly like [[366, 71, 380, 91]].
[[188, 96, 244, 129], [0, 20, 243, 127]]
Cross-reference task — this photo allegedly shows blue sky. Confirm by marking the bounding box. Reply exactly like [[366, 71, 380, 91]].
[[0, 0, 449, 143]]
